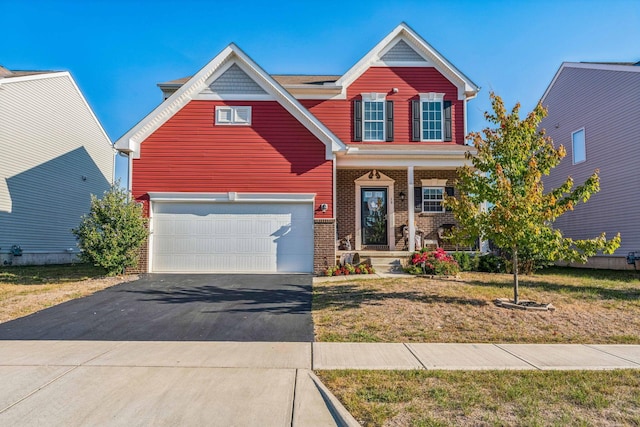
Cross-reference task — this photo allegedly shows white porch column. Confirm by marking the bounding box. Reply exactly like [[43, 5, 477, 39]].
[[407, 166, 415, 252]]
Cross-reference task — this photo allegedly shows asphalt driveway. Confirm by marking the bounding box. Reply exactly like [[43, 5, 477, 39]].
[[0, 274, 313, 342]]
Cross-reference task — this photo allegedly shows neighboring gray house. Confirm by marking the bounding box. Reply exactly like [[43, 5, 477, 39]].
[[540, 61, 640, 269], [0, 66, 114, 265]]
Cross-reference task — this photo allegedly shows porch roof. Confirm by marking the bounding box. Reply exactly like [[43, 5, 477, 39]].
[[336, 144, 476, 168]]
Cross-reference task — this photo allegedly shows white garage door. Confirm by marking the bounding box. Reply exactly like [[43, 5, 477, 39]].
[[151, 202, 314, 273]]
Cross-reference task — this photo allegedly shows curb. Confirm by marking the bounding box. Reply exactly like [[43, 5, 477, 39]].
[[306, 370, 361, 427]]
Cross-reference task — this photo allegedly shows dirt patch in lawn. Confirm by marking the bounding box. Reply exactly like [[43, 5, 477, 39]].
[[0, 264, 137, 323], [313, 268, 640, 343]]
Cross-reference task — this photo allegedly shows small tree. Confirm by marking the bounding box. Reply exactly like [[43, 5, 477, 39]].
[[73, 184, 148, 275], [445, 93, 620, 304]]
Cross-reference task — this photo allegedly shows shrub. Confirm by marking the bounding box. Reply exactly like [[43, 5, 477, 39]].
[[405, 248, 460, 276], [477, 253, 505, 273], [73, 184, 148, 276], [450, 251, 479, 272], [324, 263, 375, 276]]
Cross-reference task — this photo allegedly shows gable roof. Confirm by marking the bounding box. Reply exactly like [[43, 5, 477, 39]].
[[334, 22, 480, 100], [541, 61, 640, 103], [0, 69, 113, 148], [115, 44, 346, 160]]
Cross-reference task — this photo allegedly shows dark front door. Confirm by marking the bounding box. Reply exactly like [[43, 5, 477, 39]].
[[361, 187, 388, 246]]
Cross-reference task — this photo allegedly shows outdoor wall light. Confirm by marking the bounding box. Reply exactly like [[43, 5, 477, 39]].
[[399, 191, 406, 201], [320, 203, 328, 213]]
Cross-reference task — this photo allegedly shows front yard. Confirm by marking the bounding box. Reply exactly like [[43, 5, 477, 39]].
[[0, 264, 136, 323], [313, 267, 640, 344]]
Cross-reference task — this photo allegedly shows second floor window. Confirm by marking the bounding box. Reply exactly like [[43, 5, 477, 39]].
[[353, 94, 393, 142], [412, 93, 452, 142], [363, 99, 385, 141]]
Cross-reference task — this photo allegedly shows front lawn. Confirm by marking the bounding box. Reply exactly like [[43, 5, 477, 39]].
[[317, 369, 640, 426], [0, 264, 136, 323], [313, 267, 640, 343]]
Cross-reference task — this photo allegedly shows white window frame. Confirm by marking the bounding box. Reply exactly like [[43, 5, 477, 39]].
[[419, 178, 448, 213], [361, 93, 386, 141], [572, 128, 586, 164], [422, 187, 445, 213], [215, 106, 252, 125], [420, 93, 445, 141]]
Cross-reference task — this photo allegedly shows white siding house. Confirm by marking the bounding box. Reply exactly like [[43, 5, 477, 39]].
[[0, 66, 114, 265]]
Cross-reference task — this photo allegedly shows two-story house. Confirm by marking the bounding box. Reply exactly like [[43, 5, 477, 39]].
[[0, 66, 114, 266], [540, 61, 640, 269], [114, 23, 479, 274]]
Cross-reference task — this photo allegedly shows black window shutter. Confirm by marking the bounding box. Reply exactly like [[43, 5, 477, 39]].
[[414, 186, 422, 212], [443, 101, 452, 142], [411, 100, 421, 141], [444, 186, 454, 211], [353, 99, 362, 142], [385, 100, 394, 142]]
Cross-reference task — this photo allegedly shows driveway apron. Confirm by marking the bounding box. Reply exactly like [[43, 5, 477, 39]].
[[0, 274, 314, 342]]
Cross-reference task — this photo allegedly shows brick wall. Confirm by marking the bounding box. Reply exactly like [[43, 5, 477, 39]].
[[314, 218, 336, 274], [336, 169, 460, 251], [126, 224, 149, 274]]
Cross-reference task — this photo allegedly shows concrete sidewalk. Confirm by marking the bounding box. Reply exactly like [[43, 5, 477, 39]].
[[1, 341, 639, 426]]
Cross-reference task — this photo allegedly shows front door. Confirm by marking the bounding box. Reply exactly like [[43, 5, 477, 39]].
[[361, 188, 388, 246]]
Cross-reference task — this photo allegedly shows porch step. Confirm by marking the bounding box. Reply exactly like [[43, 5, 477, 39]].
[[336, 250, 411, 273]]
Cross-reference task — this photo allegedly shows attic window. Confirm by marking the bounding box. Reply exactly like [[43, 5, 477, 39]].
[[215, 106, 252, 125]]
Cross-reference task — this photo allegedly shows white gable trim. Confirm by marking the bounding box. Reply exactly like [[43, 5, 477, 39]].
[[114, 44, 346, 159], [335, 23, 480, 101]]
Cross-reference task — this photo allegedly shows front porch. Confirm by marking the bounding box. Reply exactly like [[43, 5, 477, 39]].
[[335, 167, 461, 255]]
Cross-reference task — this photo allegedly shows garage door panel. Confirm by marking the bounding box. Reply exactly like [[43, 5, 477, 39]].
[[151, 202, 313, 273]]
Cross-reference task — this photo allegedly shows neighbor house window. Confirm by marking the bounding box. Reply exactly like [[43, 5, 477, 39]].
[[572, 128, 586, 164], [215, 106, 252, 125], [411, 93, 452, 142]]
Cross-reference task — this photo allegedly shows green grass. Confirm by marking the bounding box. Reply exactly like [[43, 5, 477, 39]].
[[313, 267, 640, 344], [317, 369, 640, 426], [0, 263, 107, 285]]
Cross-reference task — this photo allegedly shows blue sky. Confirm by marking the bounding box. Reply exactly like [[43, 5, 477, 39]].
[[3, 0, 639, 184]]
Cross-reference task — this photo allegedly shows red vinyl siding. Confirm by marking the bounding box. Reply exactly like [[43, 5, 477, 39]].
[[303, 67, 464, 145], [132, 100, 333, 218]]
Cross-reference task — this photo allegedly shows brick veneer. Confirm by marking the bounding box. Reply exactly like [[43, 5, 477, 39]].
[[336, 169, 459, 251], [314, 218, 336, 274]]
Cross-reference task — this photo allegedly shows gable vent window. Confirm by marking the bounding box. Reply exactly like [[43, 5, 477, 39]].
[[215, 106, 252, 125]]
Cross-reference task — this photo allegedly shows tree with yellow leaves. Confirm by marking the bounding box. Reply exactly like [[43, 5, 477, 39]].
[[445, 93, 620, 304]]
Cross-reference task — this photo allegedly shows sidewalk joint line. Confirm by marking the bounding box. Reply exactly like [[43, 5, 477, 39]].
[[290, 368, 298, 427], [584, 344, 640, 366], [493, 344, 541, 370], [0, 365, 77, 415], [403, 343, 427, 370]]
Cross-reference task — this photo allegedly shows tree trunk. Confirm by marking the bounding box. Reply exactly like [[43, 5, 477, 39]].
[[513, 247, 519, 304]]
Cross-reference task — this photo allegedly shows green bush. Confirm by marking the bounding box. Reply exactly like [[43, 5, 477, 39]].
[[405, 248, 460, 276], [477, 253, 505, 273], [450, 251, 479, 272], [73, 184, 148, 276]]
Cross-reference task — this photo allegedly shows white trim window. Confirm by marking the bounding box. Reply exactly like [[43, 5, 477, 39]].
[[572, 128, 586, 164], [362, 93, 386, 141], [215, 106, 252, 125], [420, 93, 444, 141], [422, 187, 445, 212]]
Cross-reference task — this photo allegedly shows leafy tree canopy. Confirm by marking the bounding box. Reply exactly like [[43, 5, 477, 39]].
[[445, 93, 620, 302]]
